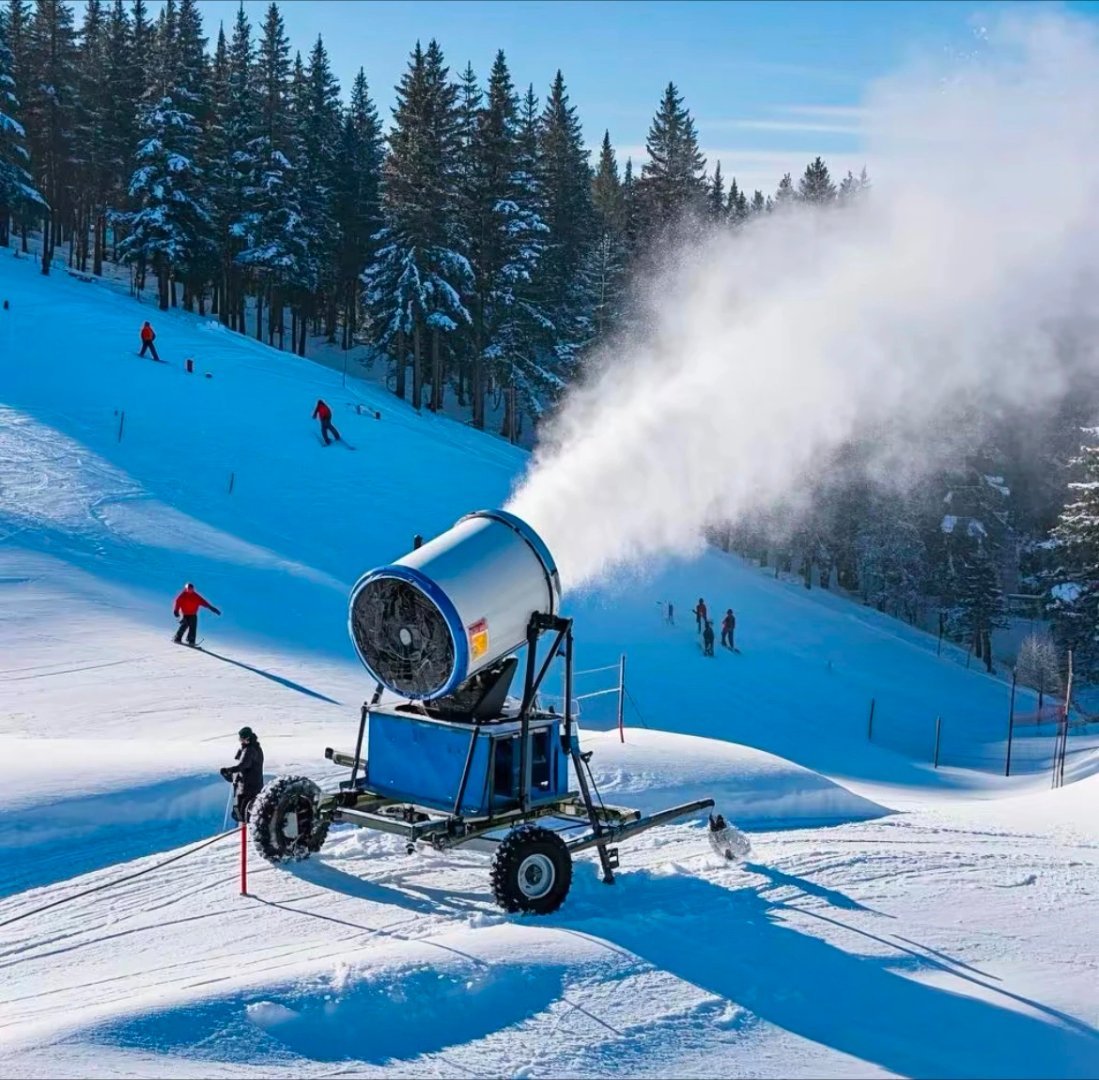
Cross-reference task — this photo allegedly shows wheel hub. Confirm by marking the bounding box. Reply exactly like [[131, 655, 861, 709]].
[[518, 852, 555, 900]]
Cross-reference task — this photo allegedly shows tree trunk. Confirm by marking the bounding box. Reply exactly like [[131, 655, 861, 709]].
[[431, 327, 442, 411], [412, 321, 422, 410], [255, 288, 263, 340], [93, 213, 104, 277], [395, 327, 407, 399], [41, 211, 52, 275], [298, 309, 307, 356], [472, 299, 484, 428], [157, 262, 169, 310]]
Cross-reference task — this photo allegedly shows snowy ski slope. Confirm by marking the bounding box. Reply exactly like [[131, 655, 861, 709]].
[[0, 253, 1097, 1077]]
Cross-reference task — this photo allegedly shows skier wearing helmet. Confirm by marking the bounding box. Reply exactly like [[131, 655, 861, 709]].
[[173, 582, 221, 646], [220, 726, 264, 822]]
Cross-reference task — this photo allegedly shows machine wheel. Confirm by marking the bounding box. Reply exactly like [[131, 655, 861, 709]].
[[250, 775, 329, 863], [491, 824, 572, 915]]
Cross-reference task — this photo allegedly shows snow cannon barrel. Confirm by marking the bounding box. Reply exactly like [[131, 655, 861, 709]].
[[348, 510, 561, 700]]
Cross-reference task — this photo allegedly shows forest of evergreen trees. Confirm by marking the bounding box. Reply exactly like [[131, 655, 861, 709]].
[[0, 0, 1096, 679]]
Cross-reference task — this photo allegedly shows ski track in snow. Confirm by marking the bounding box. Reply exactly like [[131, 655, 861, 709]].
[[0, 255, 1097, 1077]]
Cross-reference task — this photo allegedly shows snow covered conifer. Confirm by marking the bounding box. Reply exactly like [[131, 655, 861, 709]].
[[590, 129, 626, 338], [533, 69, 593, 390], [637, 81, 706, 237], [798, 155, 837, 204], [24, 0, 78, 271], [1050, 431, 1099, 674], [706, 160, 725, 222], [235, 2, 315, 348], [118, 0, 212, 310], [364, 39, 471, 407], [332, 67, 382, 349], [773, 172, 795, 209], [0, 5, 42, 246]]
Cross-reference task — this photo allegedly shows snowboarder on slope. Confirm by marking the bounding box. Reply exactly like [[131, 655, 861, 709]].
[[220, 726, 264, 822], [702, 619, 715, 657], [312, 399, 341, 445], [694, 597, 707, 632], [173, 582, 221, 645], [139, 321, 160, 362], [721, 608, 736, 650]]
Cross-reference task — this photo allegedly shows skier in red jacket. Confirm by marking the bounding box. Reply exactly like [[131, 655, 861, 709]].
[[173, 582, 221, 646], [694, 597, 707, 633], [312, 399, 341, 445], [139, 321, 160, 362]]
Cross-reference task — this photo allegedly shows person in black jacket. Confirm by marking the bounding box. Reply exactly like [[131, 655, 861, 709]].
[[702, 619, 715, 657], [220, 726, 264, 822]]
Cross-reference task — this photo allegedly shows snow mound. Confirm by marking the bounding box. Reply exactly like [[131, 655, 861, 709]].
[[586, 729, 890, 828]]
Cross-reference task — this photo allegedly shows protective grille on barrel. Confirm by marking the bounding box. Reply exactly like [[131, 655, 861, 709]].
[[350, 576, 456, 699]]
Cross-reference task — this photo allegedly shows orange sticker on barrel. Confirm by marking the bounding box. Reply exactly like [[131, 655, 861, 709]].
[[468, 618, 490, 662]]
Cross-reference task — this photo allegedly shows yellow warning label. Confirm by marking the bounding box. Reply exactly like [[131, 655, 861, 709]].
[[468, 618, 490, 662]]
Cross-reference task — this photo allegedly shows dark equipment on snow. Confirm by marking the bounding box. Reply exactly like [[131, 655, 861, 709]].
[[251, 510, 745, 914]]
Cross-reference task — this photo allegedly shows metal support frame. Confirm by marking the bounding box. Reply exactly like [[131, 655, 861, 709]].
[[326, 614, 709, 886]]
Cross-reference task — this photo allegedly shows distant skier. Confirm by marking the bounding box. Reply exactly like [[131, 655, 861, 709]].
[[173, 582, 221, 646], [702, 619, 715, 657], [138, 320, 160, 362], [312, 398, 341, 445], [694, 597, 707, 632], [666, 600, 675, 626], [220, 726, 264, 823], [721, 608, 736, 650]]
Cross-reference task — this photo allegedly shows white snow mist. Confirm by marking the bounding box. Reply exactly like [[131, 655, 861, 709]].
[[508, 14, 1099, 591]]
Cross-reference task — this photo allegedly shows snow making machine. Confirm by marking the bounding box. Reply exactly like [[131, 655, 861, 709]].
[[251, 509, 744, 914]]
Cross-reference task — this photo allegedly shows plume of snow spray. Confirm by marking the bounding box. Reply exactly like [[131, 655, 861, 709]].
[[508, 15, 1099, 591]]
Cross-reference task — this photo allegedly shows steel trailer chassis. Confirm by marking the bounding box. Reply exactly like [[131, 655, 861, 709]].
[[250, 613, 719, 914]]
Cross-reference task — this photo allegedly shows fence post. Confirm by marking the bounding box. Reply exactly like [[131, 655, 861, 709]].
[[933, 716, 942, 768], [240, 821, 248, 896], [1005, 668, 1017, 777], [617, 654, 626, 744], [117, 410, 125, 443], [867, 698, 875, 741]]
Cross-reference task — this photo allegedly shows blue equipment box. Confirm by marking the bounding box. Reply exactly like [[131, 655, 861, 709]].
[[364, 706, 572, 816]]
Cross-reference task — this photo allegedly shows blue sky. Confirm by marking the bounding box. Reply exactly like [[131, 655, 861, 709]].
[[186, 0, 1099, 195]]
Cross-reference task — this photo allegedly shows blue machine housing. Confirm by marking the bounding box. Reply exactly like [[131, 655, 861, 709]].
[[362, 705, 573, 817]]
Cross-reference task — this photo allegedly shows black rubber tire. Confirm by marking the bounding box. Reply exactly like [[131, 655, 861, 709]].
[[250, 775, 330, 864], [491, 824, 572, 915]]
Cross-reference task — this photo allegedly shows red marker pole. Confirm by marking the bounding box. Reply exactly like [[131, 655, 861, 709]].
[[240, 821, 248, 896]]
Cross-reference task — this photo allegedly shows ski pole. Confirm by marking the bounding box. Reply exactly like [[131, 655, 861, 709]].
[[222, 790, 234, 832]]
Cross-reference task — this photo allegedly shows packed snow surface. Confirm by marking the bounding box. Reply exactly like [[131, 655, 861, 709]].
[[0, 253, 1097, 1077]]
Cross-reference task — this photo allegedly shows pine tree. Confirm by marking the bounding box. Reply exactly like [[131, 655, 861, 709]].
[[773, 171, 795, 209], [101, 0, 137, 264], [465, 51, 550, 432], [332, 67, 382, 349], [621, 153, 639, 257], [118, 0, 211, 309], [298, 34, 341, 343], [637, 81, 706, 237], [213, 1, 256, 330], [590, 129, 626, 338], [838, 165, 871, 205], [24, 0, 79, 272], [955, 544, 1005, 672], [726, 176, 748, 225], [706, 160, 725, 221], [364, 39, 471, 407], [0, 4, 41, 245], [236, 2, 314, 348], [798, 155, 836, 205], [1050, 431, 1099, 674], [750, 189, 765, 215], [130, 0, 151, 101], [534, 69, 592, 390]]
